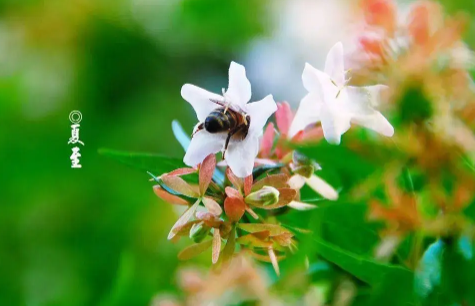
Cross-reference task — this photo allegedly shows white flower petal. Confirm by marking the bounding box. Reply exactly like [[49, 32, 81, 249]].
[[246, 94, 277, 135], [305, 174, 339, 200], [225, 61, 251, 107], [324, 42, 345, 86], [320, 105, 351, 145], [225, 135, 259, 178], [345, 85, 388, 113], [352, 112, 395, 137], [288, 201, 318, 211], [288, 93, 322, 138], [345, 85, 394, 137], [184, 130, 225, 167], [288, 174, 306, 189], [302, 63, 338, 102], [181, 84, 222, 122]]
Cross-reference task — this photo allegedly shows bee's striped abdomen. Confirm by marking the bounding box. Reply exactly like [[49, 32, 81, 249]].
[[204, 109, 237, 133]]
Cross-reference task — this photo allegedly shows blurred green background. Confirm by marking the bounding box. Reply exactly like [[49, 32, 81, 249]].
[[0, 0, 474, 305]]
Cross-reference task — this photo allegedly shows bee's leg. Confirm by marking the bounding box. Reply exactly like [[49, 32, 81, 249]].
[[223, 101, 233, 114], [191, 123, 204, 137], [222, 126, 242, 160]]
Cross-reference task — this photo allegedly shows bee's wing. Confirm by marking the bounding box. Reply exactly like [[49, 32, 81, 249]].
[[208, 98, 243, 113]]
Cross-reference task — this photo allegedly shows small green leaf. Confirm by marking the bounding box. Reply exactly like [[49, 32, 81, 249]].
[[251, 174, 289, 192], [221, 225, 236, 263], [177, 239, 213, 260]]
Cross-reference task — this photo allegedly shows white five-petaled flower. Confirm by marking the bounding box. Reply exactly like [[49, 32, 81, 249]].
[[181, 62, 277, 178], [288, 42, 394, 144]]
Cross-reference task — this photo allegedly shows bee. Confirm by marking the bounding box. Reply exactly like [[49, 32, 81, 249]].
[[193, 99, 251, 159]]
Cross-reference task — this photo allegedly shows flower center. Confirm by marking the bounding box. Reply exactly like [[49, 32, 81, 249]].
[[332, 69, 352, 99]]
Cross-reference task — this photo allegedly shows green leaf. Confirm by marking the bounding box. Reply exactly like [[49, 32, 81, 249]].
[[310, 202, 382, 257], [295, 142, 382, 189], [220, 225, 236, 263], [177, 239, 213, 260], [313, 238, 413, 286], [99, 148, 185, 175]]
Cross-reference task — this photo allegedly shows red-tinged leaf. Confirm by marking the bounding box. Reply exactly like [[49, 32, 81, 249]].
[[238, 223, 291, 236], [236, 233, 273, 248], [226, 168, 243, 191], [290, 130, 305, 142], [220, 225, 236, 263], [276, 102, 294, 136], [225, 186, 243, 200], [168, 200, 200, 240], [162, 175, 199, 198], [196, 211, 222, 228], [268, 247, 280, 276], [199, 154, 216, 195], [177, 239, 213, 260], [249, 188, 297, 210], [271, 188, 297, 207], [272, 232, 294, 247], [252, 230, 271, 240], [224, 196, 246, 222], [212, 228, 221, 264], [153, 185, 189, 205], [252, 174, 289, 192], [260, 123, 275, 158], [249, 251, 286, 263], [167, 167, 197, 177], [244, 175, 253, 196], [170, 235, 181, 243], [202, 197, 223, 216], [173, 220, 201, 237], [292, 126, 324, 143]]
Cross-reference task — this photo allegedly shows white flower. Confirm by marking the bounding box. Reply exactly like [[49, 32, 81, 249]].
[[288, 173, 339, 201], [181, 62, 277, 178], [288, 42, 394, 144]]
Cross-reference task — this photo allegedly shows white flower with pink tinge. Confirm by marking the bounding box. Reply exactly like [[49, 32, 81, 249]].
[[181, 62, 277, 178], [289, 42, 394, 144]]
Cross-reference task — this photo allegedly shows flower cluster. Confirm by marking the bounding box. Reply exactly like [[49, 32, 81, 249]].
[[150, 42, 395, 274]]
